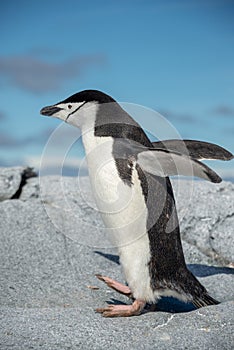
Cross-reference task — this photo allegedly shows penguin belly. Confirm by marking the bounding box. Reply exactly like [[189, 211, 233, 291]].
[[82, 133, 155, 301]]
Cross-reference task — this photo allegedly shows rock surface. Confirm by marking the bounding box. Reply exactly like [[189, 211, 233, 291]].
[[0, 167, 36, 201], [0, 167, 233, 350]]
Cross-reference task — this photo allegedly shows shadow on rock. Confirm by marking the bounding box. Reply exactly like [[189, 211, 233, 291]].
[[94, 251, 120, 264], [105, 297, 196, 314], [188, 264, 234, 277]]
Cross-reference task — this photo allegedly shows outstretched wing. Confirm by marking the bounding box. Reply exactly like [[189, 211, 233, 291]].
[[137, 148, 222, 183], [114, 139, 223, 183], [152, 139, 233, 161]]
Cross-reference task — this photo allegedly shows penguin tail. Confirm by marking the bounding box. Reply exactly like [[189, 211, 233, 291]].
[[192, 293, 220, 308]]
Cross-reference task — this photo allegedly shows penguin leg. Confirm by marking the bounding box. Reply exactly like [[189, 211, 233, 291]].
[[96, 274, 132, 297], [96, 299, 146, 317]]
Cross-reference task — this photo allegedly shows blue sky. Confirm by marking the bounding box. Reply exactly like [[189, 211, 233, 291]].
[[0, 0, 234, 178]]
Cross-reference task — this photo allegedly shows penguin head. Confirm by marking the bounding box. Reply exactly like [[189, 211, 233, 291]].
[[40, 89, 115, 128]]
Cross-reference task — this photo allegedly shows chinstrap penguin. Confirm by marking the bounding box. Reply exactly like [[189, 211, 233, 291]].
[[41, 90, 233, 317]]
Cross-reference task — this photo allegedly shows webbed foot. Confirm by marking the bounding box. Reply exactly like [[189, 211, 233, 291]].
[[96, 274, 132, 298], [96, 299, 146, 317]]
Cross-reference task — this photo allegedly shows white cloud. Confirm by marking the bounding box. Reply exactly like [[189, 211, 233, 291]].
[[0, 53, 106, 93]]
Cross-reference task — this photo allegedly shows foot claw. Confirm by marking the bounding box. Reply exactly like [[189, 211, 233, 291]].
[[95, 274, 103, 281], [95, 306, 112, 314]]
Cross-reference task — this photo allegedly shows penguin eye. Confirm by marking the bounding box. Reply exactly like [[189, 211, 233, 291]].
[[68, 104, 72, 109]]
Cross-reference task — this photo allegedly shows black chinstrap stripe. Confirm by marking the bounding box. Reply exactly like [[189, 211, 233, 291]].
[[66, 101, 87, 121]]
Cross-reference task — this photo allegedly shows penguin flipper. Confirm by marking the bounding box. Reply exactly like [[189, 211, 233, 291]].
[[137, 148, 222, 183], [152, 140, 233, 161]]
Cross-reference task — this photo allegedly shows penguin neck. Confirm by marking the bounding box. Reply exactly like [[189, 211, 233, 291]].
[[80, 102, 126, 155], [82, 127, 111, 154], [80, 102, 152, 164], [81, 113, 114, 171]]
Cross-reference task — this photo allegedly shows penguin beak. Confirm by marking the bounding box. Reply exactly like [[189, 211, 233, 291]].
[[40, 105, 62, 117]]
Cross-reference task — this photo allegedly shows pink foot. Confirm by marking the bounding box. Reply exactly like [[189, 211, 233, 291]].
[[96, 299, 146, 317], [96, 274, 132, 298]]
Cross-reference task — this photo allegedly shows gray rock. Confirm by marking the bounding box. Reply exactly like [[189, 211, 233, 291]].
[[0, 166, 36, 201], [0, 169, 233, 349], [172, 180, 234, 265], [0, 302, 233, 350]]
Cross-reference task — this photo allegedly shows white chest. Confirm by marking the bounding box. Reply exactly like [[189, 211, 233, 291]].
[[82, 130, 146, 235]]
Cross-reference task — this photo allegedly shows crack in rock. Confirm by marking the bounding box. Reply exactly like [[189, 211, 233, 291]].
[[154, 314, 176, 329], [0, 167, 37, 201], [12, 168, 37, 199]]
